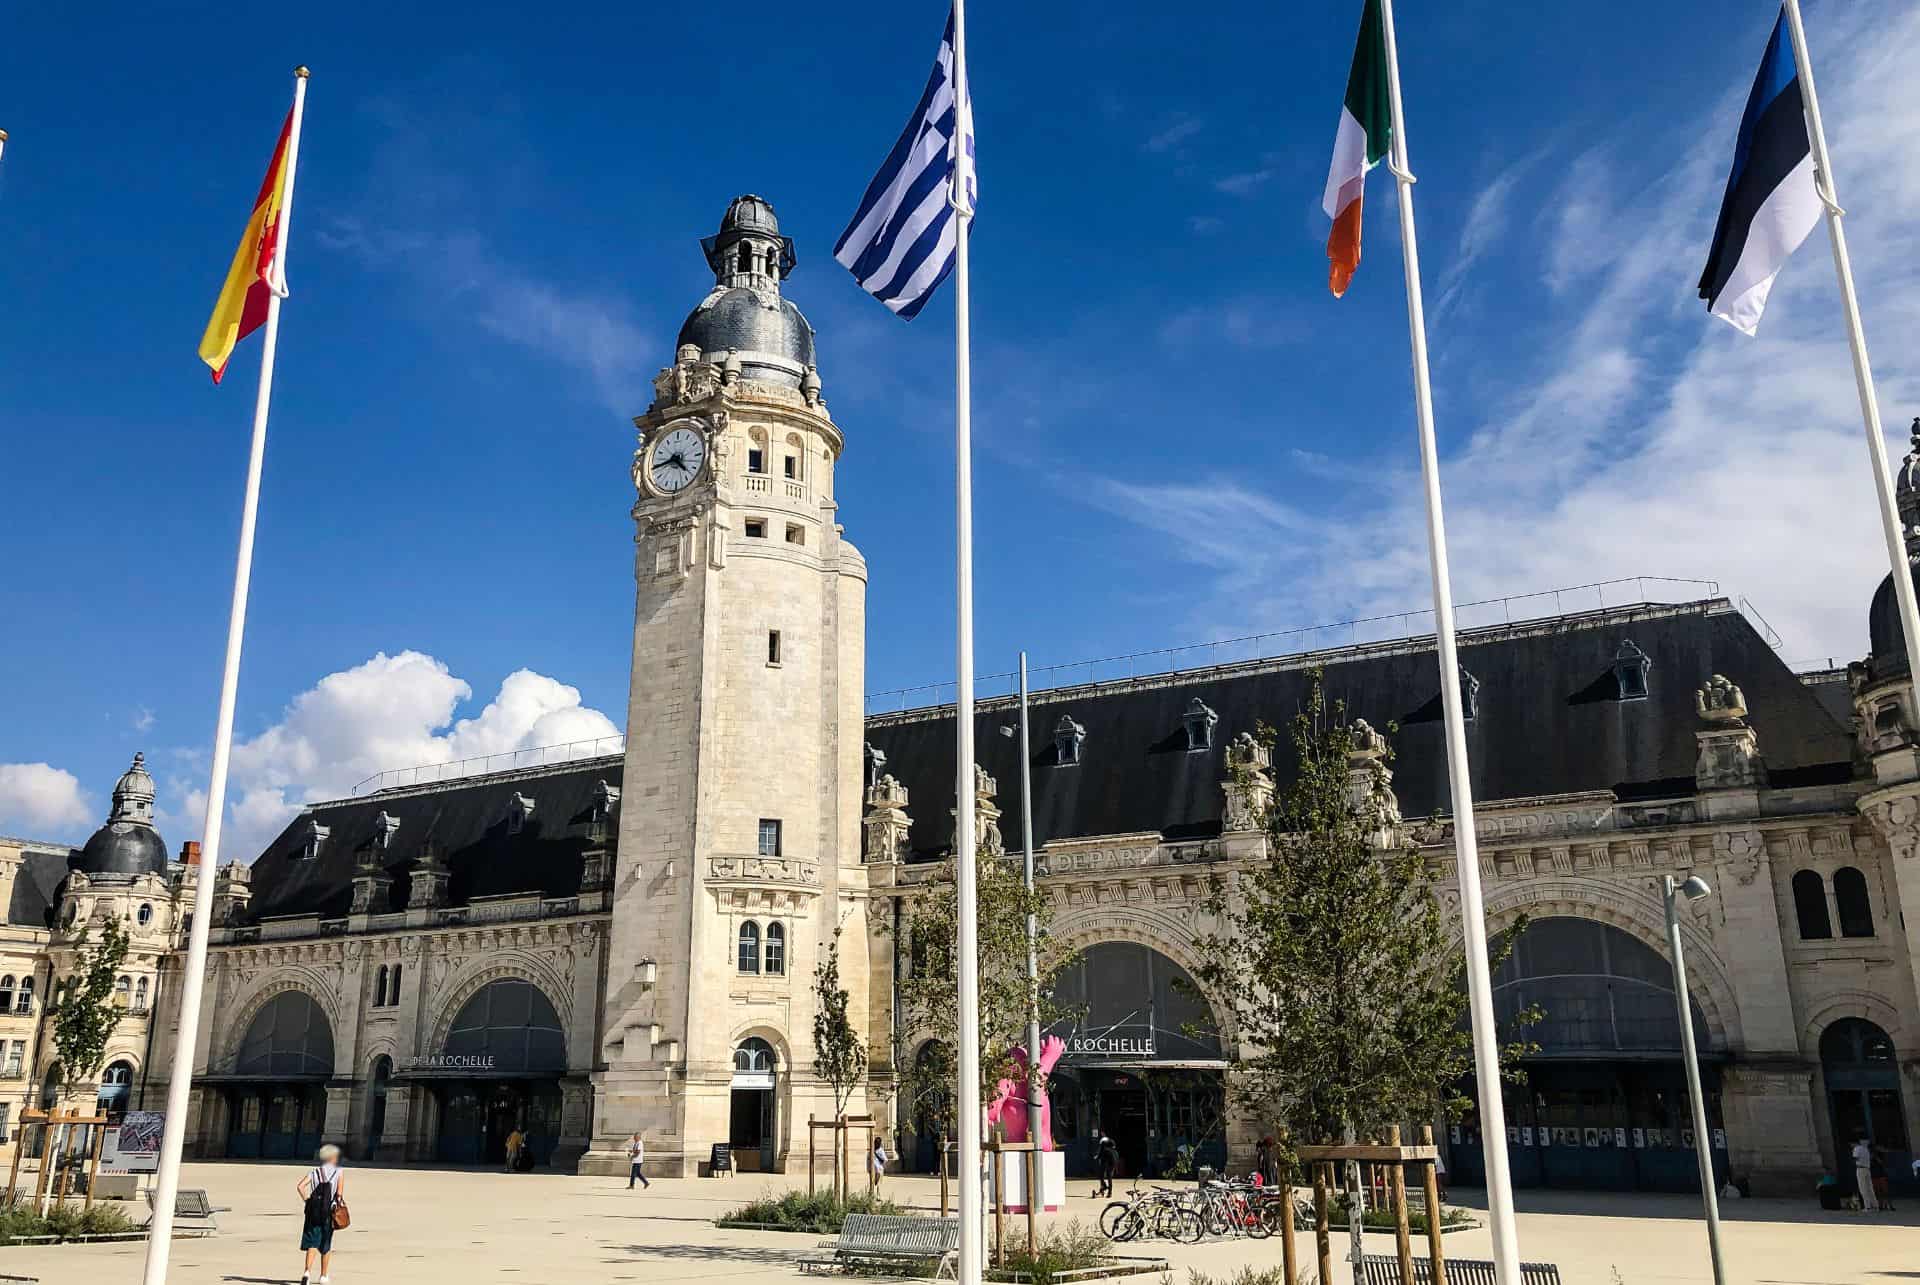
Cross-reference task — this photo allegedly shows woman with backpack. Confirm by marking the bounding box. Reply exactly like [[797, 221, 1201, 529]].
[[295, 1143, 349, 1285]]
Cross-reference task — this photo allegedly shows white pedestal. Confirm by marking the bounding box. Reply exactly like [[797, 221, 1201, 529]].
[[995, 1150, 1066, 1213]]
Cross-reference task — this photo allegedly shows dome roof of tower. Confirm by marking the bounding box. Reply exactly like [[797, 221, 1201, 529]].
[[675, 287, 816, 381], [73, 820, 168, 878], [1868, 565, 1920, 681]]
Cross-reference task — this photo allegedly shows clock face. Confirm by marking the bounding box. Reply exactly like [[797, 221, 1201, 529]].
[[649, 425, 707, 495]]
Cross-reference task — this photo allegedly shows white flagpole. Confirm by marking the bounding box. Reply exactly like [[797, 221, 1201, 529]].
[[1376, 6, 1523, 1284], [141, 65, 309, 1285], [949, 3, 984, 1283], [1781, 0, 1920, 686]]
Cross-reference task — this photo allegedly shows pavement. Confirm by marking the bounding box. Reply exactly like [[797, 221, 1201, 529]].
[[2, 1163, 1914, 1285]]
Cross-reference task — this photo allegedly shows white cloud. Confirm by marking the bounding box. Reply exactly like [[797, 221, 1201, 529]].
[[1214, 169, 1275, 196], [1144, 115, 1204, 153], [0, 764, 92, 840], [154, 653, 621, 864], [1089, 5, 1920, 670]]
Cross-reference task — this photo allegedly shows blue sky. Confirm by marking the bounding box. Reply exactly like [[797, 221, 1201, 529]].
[[5, 1, 1919, 856]]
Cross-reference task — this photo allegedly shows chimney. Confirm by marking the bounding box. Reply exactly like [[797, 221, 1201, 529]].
[[181, 841, 202, 866]]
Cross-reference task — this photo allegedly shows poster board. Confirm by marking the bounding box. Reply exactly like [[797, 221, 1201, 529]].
[[101, 1112, 164, 1175]]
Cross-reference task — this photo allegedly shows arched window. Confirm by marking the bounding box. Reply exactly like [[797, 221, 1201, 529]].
[[0, 976, 14, 1012], [374, 965, 389, 1008], [17, 976, 33, 1014], [114, 976, 131, 1007], [442, 978, 566, 1073], [738, 921, 761, 973], [135, 976, 149, 1011], [234, 991, 335, 1077], [1833, 867, 1874, 938], [764, 922, 786, 975], [389, 962, 403, 1005], [1791, 869, 1832, 940], [733, 1036, 776, 1076]]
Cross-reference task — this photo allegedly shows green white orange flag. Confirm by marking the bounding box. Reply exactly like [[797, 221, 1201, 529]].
[[1323, 0, 1392, 297], [197, 109, 294, 383]]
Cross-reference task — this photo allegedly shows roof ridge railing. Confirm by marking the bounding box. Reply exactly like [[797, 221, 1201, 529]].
[[865, 576, 1724, 715], [351, 734, 625, 797]]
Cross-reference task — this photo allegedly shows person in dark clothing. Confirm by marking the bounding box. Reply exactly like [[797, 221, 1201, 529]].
[[294, 1143, 346, 1285], [1096, 1134, 1119, 1198]]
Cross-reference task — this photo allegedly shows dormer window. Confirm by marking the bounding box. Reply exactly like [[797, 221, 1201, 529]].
[[301, 820, 331, 861], [1612, 640, 1652, 701], [1053, 715, 1086, 767], [372, 811, 401, 852], [1183, 698, 1218, 751], [591, 779, 622, 823], [1459, 666, 1480, 722], [506, 792, 537, 835]]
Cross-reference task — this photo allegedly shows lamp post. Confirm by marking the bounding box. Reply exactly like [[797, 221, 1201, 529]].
[[1664, 873, 1726, 1285]]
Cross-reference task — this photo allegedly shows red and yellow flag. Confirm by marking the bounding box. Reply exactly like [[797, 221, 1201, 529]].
[[197, 110, 294, 383]]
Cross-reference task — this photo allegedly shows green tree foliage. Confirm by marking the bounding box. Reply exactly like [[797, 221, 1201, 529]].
[[891, 847, 1073, 1133], [52, 914, 130, 1094], [1194, 669, 1532, 1148], [812, 924, 868, 1119]]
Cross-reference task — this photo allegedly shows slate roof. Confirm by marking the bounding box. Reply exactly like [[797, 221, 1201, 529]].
[[7, 848, 71, 929], [863, 599, 1856, 860], [244, 760, 625, 922]]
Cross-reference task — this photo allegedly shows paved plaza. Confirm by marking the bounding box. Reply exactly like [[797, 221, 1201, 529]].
[[2, 1163, 1913, 1285]]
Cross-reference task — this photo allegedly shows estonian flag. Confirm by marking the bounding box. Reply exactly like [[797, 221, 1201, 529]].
[[1698, 9, 1823, 336]]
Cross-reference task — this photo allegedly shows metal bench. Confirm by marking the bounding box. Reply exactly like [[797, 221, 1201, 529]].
[[144, 1187, 220, 1237], [800, 1213, 960, 1278], [1358, 1255, 1560, 1285]]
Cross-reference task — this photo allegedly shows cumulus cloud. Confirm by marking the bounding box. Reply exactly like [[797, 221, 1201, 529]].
[[154, 653, 620, 864], [0, 763, 93, 840]]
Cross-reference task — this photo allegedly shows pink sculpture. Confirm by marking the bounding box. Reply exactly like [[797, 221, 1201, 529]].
[[986, 1035, 1066, 1151]]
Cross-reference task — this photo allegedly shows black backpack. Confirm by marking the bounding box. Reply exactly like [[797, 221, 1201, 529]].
[[305, 1172, 333, 1223]]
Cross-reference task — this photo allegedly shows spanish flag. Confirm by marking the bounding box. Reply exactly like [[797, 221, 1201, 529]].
[[197, 110, 294, 383]]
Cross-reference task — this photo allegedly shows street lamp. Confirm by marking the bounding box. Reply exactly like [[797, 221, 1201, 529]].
[[1664, 873, 1725, 1285]]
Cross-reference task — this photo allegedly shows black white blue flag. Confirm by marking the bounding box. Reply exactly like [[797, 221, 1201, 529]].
[[834, 8, 976, 321], [1698, 8, 1822, 336]]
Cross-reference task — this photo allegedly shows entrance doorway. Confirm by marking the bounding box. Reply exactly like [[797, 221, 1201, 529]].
[[366, 1056, 392, 1156], [433, 1079, 562, 1166], [1823, 1018, 1912, 1193], [730, 1037, 778, 1172]]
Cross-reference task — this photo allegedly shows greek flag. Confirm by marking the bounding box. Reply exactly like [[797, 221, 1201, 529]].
[[834, 8, 975, 321]]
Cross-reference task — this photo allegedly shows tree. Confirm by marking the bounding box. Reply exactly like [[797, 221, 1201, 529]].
[[52, 914, 130, 1099], [891, 846, 1072, 1140], [812, 925, 868, 1120], [1194, 669, 1533, 1153]]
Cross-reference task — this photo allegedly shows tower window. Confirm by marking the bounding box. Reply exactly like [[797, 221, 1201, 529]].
[[765, 921, 786, 975], [744, 518, 766, 538], [1791, 869, 1832, 940], [1834, 866, 1874, 937], [389, 962, 403, 1005], [135, 976, 149, 1011], [758, 818, 783, 857], [783, 455, 798, 479], [137, 903, 154, 927], [738, 244, 756, 275], [738, 920, 761, 973], [768, 630, 782, 666], [16, 978, 32, 1014], [785, 524, 804, 546], [374, 965, 389, 1008], [747, 448, 766, 474]]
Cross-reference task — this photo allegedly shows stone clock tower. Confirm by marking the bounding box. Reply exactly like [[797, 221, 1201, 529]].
[[585, 196, 871, 1175]]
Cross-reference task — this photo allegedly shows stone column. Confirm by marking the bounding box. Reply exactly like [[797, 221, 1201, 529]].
[[323, 1084, 353, 1140], [1859, 784, 1920, 1022], [554, 1079, 593, 1172], [1718, 1063, 1819, 1196], [379, 1084, 412, 1163], [1708, 829, 1796, 1052]]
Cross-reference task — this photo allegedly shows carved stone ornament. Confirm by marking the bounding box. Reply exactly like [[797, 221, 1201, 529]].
[[1695, 675, 1748, 724]]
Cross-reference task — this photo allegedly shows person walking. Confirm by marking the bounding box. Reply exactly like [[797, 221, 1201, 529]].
[[295, 1143, 347, 1285], [626, 1131, 650, 1190], [1851, 1135, 1874, 1212], [870, 1135, 890, 1192], [504, 1126, 526, 1173], [1870, 1144, 1894, 1212], [1095, 1134, 1118, 1199]]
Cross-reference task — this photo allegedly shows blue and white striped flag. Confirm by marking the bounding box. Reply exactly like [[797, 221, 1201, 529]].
[[834, 7, 975, 321]]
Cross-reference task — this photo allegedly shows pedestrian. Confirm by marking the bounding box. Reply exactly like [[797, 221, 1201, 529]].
[[295, 1143, 347, 1285], [1434, 1147, 1448, 1204], [1850, 1135, 1874, 1212], [504, 1125, 526, 1173], [1096, 1134, 1118, 1199], [871, 1135, 890, 1192], [1870, 1144, 1893, 1212], [1254, 1137, 1272, 1187], [627, 1131, 650, 1190]]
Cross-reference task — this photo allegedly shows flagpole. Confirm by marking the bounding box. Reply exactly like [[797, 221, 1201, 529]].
[[141, 65, 308, 1285], [1780, 1, 1920, 686], [1375, 6, 1523, 1284], [947, 5, 983, 1285]]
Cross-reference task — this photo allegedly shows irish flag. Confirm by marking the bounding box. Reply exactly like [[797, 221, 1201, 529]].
[[197, 110, 295, 383], [1323, 0, 1392, 297]]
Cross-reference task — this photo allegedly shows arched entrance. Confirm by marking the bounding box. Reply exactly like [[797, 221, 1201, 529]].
[[1454, 916, 1728, 1192], [730, 1037, 778, 1172], [96, 1060, 135, 1121], [426, 979, 565, 1167], [1822, 1019, 1911, 1193], [1043, 941, 1226, 1179], [224, 991, 334, 1160], [365, 1056, 393, 1156]]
